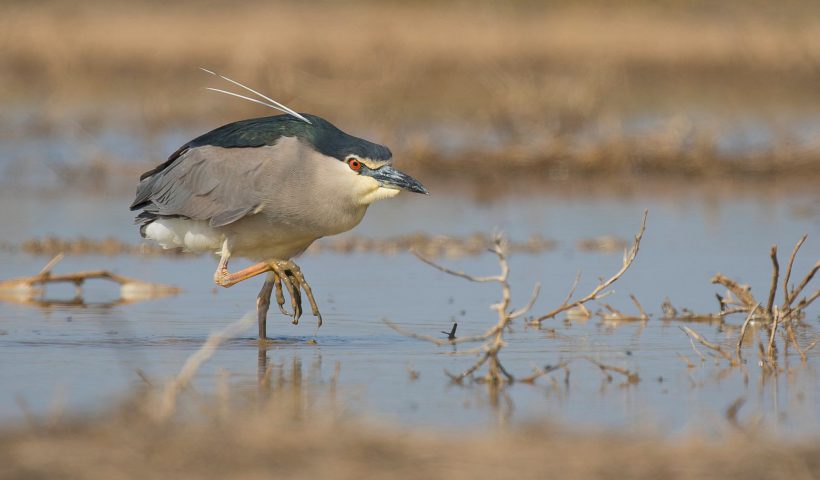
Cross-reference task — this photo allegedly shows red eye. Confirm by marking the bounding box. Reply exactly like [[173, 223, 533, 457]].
[[347, 158, 362, 171]]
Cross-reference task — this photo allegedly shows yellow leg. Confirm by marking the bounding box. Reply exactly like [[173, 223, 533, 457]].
[[216, 262, 275, 288], [213, 252, 323, 328]]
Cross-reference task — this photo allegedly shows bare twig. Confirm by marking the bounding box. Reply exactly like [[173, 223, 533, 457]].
[[782, 235, 807, 306], [509, 283, 541, 319], [531, 210, 647, 325], [710, 274, 759, 312], [787, 262, 819, 311], [412, 252, 501, 283], [38, 253, 65, 276], [766, 246, 779, 317], [394, 234, 542, 385], [629, 293, 649, 320], [445, 354, 490, 383]]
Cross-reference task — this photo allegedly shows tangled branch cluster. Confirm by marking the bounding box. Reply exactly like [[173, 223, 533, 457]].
[[387, 211, 648, 385], [683, 235, 818, 369]]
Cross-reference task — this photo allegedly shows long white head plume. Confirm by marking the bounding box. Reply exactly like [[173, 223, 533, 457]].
[[200, 68, 312, 125]]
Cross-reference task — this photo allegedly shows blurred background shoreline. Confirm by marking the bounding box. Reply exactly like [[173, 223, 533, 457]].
[[3, 0, 820, 188]]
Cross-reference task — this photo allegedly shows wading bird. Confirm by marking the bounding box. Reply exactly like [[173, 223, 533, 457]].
[[130, 70, 428, 339]]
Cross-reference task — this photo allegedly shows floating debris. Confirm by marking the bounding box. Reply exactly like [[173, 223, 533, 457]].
[[0, 253, 180, 306]]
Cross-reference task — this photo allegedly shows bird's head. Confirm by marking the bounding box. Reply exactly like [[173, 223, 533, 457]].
[[196, 70, 427, 204], [299, 114, 428, 205]]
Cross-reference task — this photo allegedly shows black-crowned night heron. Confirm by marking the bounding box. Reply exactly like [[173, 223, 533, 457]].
[[130, 71, 427, 339]]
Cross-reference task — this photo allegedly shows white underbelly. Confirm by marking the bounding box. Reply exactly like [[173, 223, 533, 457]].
[[144, 218, 223, 252], [143, 217, 317, 260]]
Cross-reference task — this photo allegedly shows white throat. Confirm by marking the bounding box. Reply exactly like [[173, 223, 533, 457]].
[[359, 185, 401, 205]]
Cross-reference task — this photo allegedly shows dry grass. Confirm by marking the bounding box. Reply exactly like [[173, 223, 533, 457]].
[[2, 232, 558, 259], [3, 403, 820, 480], [3, 1, 820, 179]]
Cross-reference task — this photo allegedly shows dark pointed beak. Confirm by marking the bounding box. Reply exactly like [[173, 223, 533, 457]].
[[368, 165, 428, 194]]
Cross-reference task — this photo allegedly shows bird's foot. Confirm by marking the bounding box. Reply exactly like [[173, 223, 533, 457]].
[[213, 267, 230, 287], [213, 262, 274, 288], [267, 260, 323, 327]]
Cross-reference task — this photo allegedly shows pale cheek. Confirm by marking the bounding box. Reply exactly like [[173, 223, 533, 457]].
[[360, 187, 401, 205]]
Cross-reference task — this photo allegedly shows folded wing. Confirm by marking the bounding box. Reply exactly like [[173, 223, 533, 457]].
[[130, 146, 265, 228]]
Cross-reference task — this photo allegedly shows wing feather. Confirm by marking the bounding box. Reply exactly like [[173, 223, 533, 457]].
[[131, 145, 265, 227]]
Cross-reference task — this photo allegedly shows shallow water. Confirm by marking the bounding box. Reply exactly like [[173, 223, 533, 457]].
[[0, 185, 818, 436]]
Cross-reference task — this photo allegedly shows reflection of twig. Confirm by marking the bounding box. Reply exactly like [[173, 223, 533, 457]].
[[726, 396, 746, 429], [680, 326, 736, 365], [517, 362, 570, 384], [583, 357, 640, 384], [676, 352, 695, 369], [530, 210, 647, 325], [684, 333, 707, 363], [735, 305, 758, 361], [154, 313, 254, 421]]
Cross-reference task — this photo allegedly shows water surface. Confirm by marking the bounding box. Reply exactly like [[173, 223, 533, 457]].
[[0, 185, 818, 436]]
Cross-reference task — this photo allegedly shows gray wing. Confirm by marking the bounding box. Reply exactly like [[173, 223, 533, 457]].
[[131, 146, 266, 228]]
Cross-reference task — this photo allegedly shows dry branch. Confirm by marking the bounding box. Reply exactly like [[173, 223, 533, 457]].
[[710, 275, 760, 314], [782, 235, 807, 306], [630, 294, 650, 320], [0, 253, 180, 305], [766, 246, 779, 317], [530, 210, 647, 325], [709, 235, 818, 367], [390, 234, 541, 385]]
